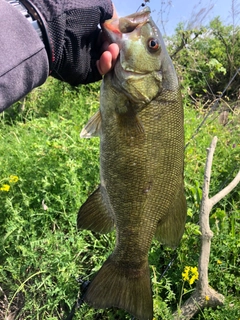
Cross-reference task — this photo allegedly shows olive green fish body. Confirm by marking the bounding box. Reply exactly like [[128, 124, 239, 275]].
[[78, 7, 186, 320], [100, 74, 185, 250]]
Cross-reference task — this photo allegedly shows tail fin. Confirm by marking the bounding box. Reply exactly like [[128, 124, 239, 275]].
[[84, 255, 153, 320]]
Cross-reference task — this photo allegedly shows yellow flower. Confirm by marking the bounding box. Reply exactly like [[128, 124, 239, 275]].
[[182, 266, 190, 281], [0, 184, 10, 192], [182, 266, 199, 285], [205, 295, 210, 301], [217, 259, 222, 264], [9, 175, 19, 183]]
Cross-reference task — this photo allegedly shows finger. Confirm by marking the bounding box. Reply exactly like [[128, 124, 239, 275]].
[[97, 51, 112, 75], [107, 43, 119, 65], [97, 44, 119, 75]]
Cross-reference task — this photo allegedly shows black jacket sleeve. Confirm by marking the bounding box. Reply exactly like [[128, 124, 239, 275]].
[[30, 0, 114, 85], [0, 0, 49, 112], [0, 0, 114, 112]]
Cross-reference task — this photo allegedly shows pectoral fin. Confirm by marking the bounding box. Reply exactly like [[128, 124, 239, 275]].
[[117, 113, 145, 138], [155, 186, 187, 248], [77, 187, 114, 233], [80, 110, 101, 138]]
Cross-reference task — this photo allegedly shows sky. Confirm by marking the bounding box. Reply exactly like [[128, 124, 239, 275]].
[[113, 0, 237, 35]]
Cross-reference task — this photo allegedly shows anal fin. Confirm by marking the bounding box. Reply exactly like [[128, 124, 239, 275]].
[[77, 186, 114, 233]]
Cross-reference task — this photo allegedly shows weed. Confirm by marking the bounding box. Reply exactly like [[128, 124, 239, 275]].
[[0, 76, 239, 319]]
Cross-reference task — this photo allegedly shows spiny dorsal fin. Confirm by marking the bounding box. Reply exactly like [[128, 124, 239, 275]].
[[80, 110, 102, 138], [77, 186, 114, 234]]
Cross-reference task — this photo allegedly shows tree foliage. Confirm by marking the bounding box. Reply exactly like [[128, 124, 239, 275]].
[[168, 17, 240, 105]]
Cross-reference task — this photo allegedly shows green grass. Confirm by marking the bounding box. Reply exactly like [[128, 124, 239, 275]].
[[0, 78, 239, 319]]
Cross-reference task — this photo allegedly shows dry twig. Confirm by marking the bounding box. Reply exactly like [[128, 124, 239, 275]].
[[173, 136, 240, 319]]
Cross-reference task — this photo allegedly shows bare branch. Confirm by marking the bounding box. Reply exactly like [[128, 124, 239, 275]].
[[171, 31, 203, 59], [201, 136, 218, 202], [210, 170, 240, 207], [173, 135, 240, 319], [185, 67, 240, 149], [187, 3, 214, 30], [173, 287, 224, 320]]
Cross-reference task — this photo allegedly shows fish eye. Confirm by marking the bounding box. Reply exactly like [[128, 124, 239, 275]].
[[148, 38, 160, 51]]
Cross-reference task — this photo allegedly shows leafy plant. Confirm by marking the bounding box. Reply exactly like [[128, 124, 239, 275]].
[[0, 15, 239, 318]]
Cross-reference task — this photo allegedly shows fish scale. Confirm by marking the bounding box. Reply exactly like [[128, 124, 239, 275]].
[[77, 6, 186, 320]]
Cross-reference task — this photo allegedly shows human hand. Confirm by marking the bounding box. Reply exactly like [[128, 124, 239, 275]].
[[97, 43, 119, 75], [97, 5, 119, 75], [30, 0, 119, 84]]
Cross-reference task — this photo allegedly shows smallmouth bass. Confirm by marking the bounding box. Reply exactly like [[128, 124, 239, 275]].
[[78, 7, 186, 320]]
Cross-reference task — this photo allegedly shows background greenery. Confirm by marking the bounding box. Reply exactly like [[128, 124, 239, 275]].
[[0, 13, 239, 320]]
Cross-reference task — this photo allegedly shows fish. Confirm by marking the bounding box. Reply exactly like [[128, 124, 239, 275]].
[[77, 6, 186, 320]]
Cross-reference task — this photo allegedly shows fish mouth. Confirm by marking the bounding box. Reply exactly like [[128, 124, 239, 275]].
[[113, 59, 154, 78], [120, 67, 157, 78], [102, 7, 151, 44], [102, 7, 152, 77]]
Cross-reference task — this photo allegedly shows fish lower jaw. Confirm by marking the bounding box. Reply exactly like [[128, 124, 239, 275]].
[[119, 66, 148, 77]]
